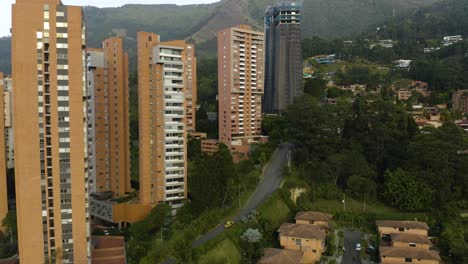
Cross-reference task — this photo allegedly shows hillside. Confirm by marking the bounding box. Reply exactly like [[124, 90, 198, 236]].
[[0, 0, 438, 74]]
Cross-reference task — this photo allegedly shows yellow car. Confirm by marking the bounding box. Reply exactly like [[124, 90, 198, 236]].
[[224, 221, 234, 228]]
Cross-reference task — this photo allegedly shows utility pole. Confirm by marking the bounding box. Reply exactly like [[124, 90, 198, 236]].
[[342, 194, 346, 212]]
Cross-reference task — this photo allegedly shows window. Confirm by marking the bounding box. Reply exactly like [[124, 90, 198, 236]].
[[405, 258, 412, 263], [398, 228, 404, 232], [295, 239, 302, 246], [409, 243, 416, 247]]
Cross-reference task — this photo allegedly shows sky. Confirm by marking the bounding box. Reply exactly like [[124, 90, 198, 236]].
[[0, 0, 219, 37]]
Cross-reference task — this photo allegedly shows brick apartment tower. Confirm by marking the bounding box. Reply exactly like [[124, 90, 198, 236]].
[[12, 0, 90, 263], [184, 44, 197, 132], [0, 73, 8, 233], [264, 1, 303, 113], [218, 25, 265, 156], [86, 38, 131, 197], [137, 32, 189, 208]]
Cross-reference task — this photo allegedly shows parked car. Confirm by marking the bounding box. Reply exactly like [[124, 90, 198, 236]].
[[355, 243, 362, 251]]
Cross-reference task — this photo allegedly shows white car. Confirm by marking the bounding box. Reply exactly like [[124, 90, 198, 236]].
[[355, 243, 361, 251]]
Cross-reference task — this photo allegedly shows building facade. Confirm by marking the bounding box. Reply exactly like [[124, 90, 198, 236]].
[[217, 25, 265, 159], [264, 0, 303, 113], [137, 32, 189, 208], [452, 90, 468, 113], [3, 76, 14, 170], [12, 0, 90, 263], [86, 37, 131, 197], [0, 73, 8, 233], [184, 44, 197, 132]]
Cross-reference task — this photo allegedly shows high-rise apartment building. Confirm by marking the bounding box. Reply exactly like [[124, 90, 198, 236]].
[[137, 32, 188, 208], [218, 25, 265, 158], [3, 76, 14, 170], [12, 0, 90, 263], [264, 0, 303, 113], [86, 37, 131, 197], [184, 44, 197, 132], [0, 73, 8, 232]]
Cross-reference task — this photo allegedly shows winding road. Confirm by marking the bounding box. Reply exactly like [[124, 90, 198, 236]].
[[161, 142, 292, 264]]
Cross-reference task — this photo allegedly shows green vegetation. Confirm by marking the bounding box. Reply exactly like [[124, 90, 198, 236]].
[[272, 93, 468, 262], [198, 239, 241, 264], [0, 210, 17, 259]]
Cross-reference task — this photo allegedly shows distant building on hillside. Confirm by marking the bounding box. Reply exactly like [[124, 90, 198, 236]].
[[442, 35, 463, 46], [452, 90, 468, 113], [264, 0, 303, 113], [395, 60, 412, 70]]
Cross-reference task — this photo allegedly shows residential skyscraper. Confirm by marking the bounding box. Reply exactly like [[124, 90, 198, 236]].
[[86, 37, 131, 197], [12, 0, 90, 263], [218, 25, 265, 159], [137, 32, 188, 208], [0, 73, 8, 232], [184, 44, 197, 132], [3, 76, 14, 170], [264, 0, 303, 113]]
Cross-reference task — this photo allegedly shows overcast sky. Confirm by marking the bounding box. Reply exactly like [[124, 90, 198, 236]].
[[0, 0, 219, 37]]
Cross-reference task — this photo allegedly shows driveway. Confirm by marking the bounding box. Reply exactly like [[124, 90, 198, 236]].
[[342, 230, 362, 264], [162, 143, 293, 263]]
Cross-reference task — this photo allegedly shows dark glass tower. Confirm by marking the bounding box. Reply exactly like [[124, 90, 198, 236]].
[[264, 1, 303, 113]]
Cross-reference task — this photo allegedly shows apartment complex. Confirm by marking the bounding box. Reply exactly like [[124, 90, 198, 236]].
[[218, 25, 265, 159], [12, 0, 90, 263], [86, 37, 131, 197], [184, 44, 197, 132], [0, 73, 8, 233], [452, 89, 468, 113], [377, 220, 440, 264], [264, 0, 303, 113], [137, 32, 189, 208]]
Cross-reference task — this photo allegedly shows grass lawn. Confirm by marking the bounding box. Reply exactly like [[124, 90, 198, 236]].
[[198, 238, 242, 264], [258, 192, 292, 227]]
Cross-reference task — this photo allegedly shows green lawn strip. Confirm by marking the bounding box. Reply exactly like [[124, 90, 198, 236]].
[[198, 238, 242, 264]]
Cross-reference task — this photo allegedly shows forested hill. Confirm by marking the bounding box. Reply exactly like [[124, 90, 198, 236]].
[[0, 0, 438, 74], [372, 0, 468, 40]]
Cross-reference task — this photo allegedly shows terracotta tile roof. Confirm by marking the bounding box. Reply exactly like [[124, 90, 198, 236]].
[[376, 220, 429, 230], [380, 246, 441, 261], [92, 236, 126, 264], [259, 248, 302, 264], [295, 211, 332, 222], [278, 223, 327, 240], [390, 233, 432, 245]]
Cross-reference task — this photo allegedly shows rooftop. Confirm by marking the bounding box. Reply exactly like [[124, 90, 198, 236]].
[[278, 223, 327, 240], [92, 236, 126, 264], [376, 220, 429, 230], [259, 248, 302, 264], [380, 246, 441, 261], [390, 233, 432, 245], [294, 211, 332, 222]]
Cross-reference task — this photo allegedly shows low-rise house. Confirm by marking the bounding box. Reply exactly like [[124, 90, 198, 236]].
[[92, 236, 126, 264], [397, 90, 412, 101], [376, 220, 429, 238], [201, 139, 219, 154], [278, 223, 327, 263], [379, 246, 440, 264], [294, 211, 332, 228], [389, 233, 432, 249], [259, 248, 303, 264], [456, 119, 468, 131]]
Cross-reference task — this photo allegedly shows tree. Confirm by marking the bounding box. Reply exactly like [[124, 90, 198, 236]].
[[383, 169, 434, 211], [239, 228, 264, 263]]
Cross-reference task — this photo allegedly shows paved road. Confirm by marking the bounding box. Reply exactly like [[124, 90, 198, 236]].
[[342, 230, 362, 264], [161, 143, 292, 264]]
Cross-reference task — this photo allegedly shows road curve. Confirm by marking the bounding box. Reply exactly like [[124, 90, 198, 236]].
[[161, 142, 292, 264]]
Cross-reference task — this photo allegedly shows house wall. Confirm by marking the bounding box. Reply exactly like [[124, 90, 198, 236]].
[[392, 241, 430, 250], [378, 227, 428, 237], [381, 256, 439, 264], [279, 235, 325, 263]]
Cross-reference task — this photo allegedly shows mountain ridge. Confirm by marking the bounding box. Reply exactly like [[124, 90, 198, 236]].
[[0, 0, 439, 74]]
